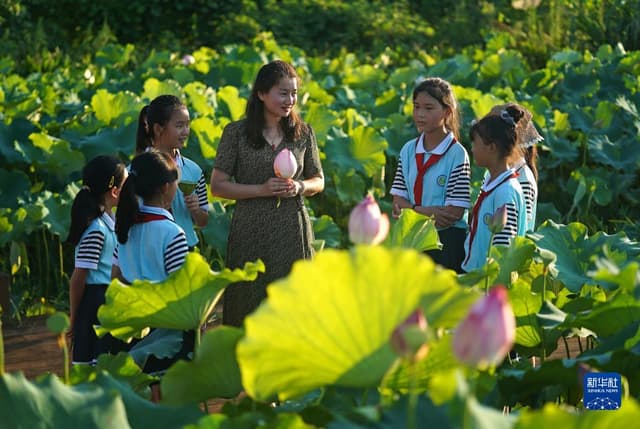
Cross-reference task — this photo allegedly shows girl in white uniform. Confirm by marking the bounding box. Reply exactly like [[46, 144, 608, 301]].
[[113, 151, 190, 395], [391, 77, 471, 273], [462, 105, 528, 272], [489, 103, 543, 232], [135, 95, 209, 249], [67, 155, 127, 365]]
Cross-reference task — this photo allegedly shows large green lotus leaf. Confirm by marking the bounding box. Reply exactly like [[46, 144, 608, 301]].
[[510, 280, 543, 348], [187, 411, 314, 429], [0, 372, 131, 428], [0, 119, 36, 164], [303, 101, 339, 146], [0, 168, 30, 209], [191, 116, 227, 160], [517, 400, 640, 428], [490, 236, 537, 287], [376, 112, 415, 159], [184, 81, 216, 118], [129, 328, 185, 368], [589, 135, 640, 171], [342, 64, 387, 89], [70, 352, 156, 394], [530, 220, 640, 292], [90, 89, 140, 126], [217, 85, 247, 121], [162, 326, 244, 405], [37, 183, 79, 237], [564, 293, 640, 338], [141, 77, 183, 101], [97, 253, 264, 340], [237, 246, 460, 400], [324, 125, 387, 178], [26, 132, 85, 182], [92, 372, 205, 428], [385, 207, 440, 252], [312, 214, 342, 249]]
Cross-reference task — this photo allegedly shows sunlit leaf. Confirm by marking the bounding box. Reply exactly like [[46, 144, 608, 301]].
[[217, 85, 246, 121], [385, 208, 440, 252], [237, 246, 461, 400], [97, 253, 264, 340]]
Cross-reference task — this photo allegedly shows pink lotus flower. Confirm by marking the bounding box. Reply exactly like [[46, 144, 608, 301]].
[[348, 194, 390, 245], [452, 285, 516, 369], [273, 148, 298, 179], [390, 309, 429, 362], [488, 204, 508, 234]]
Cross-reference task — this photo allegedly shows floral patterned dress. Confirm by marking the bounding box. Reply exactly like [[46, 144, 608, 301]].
[[214, 119, 323, 327]]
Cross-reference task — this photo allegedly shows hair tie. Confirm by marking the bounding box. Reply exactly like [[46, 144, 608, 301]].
[[81, 185, 91, 192], [500, 110, 516, 126]]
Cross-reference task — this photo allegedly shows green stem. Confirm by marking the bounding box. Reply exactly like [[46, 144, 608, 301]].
[[562, 336, 571, 359], [58, 236, 64, 291], [407, 360, 418, 429], [61, 335, 69, 384], [42, 229, 50, 300]]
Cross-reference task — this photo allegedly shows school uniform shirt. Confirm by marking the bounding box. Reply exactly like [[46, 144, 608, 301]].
[[173, 152, 209, 247], [390, 132, 471, 229], [514, 159, 537, 232], [113, 205, 188, 283], [461, 169, 527, 272], [74, 212, 117, 284]]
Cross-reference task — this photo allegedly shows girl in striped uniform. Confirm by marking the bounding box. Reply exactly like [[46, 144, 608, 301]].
[[390, 77, 471, 273], [113, 151, 190, 398], [67, 155, 127, 365], [489, 103, 543, 232], [135, 95, 209, 250], [462, 105, 527, 273]]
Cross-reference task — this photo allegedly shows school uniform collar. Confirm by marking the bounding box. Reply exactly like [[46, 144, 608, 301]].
[[416, 131, 454, 155], [100, 211, 115, 231], [481, 168, 517, 193], [138, 203, 175, 222]]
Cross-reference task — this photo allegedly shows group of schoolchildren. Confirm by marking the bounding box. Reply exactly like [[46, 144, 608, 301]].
[[66, 76, 542, 385], [391, 77, 541, 274]]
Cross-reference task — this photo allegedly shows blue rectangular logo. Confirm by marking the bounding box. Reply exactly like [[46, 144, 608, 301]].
[[583, 372, 621, 410]]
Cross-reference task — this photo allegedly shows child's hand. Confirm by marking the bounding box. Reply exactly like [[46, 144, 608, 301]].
[[184, 193, 200, 213]]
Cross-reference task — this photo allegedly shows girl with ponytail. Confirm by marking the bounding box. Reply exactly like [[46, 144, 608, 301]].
[[67, 155, 127, 365]]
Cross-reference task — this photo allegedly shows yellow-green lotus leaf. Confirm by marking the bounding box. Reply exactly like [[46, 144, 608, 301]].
[[237, 246, 460, 401], [97, 253, 264, 341]]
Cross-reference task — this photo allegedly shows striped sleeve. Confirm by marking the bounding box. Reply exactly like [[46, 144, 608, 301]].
[[445, 160, 471, 207], [112, 244, 119, 267], [75, 230, 105, 270], [196, 173, 209, 210], [492, 203, 519, 246], [520, 180, 536, 221], [164, 232, 188, 274], [389, 157, 409, 199]]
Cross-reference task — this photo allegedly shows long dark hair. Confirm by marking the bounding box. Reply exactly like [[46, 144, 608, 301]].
[[469, 104, 526, 163], [135, 95, 186, 155], [67, 155, 126, 246], [413, 77, 461, 140], [115, 151, 179, 244], [246, 60, 303, 149]]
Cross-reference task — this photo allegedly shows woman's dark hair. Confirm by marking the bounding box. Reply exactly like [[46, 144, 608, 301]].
[[413, 77, 461, 140], [135, 95, 186, 154], [246, 60, 303, 149], [67, 155, 126, 246], [116, 151, 179, 244], [469, 104, 527, 163]]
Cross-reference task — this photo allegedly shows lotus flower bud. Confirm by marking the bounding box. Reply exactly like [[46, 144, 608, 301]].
[[390, 309, 429, 362], [273, 148, 298, 179], [488, 204, 508, 234], [452, 285, 515, 369], [182, 54, 195, 65], [348, 194, 390, 245]]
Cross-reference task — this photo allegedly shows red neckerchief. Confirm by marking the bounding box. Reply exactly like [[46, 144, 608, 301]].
[[134, 212, 171, 224], [413, 136, 455, 205], [463, 172, 518, 266]]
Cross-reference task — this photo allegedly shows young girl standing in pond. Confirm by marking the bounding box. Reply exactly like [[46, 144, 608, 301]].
[[462, 105, 527, 272], [390, 77, 471, 273], [67, 155, 127, 365], [210, 60, 324, 327]]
